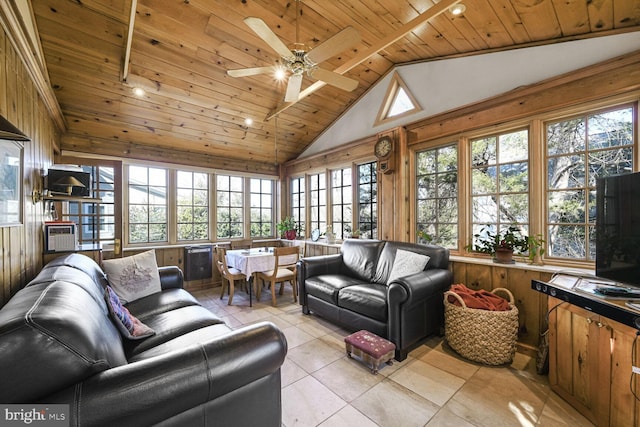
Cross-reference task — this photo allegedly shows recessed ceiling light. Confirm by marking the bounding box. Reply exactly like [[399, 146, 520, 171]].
[[244, 118, 253, 126], [132, 87, 145, 97], [449, 4, 466, 15]]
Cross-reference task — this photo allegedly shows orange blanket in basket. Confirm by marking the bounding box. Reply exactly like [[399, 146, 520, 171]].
[[448, 284, 510, 311]]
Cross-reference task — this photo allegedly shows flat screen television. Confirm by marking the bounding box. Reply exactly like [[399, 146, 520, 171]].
[[596, 172, 640, 286], [45, 168, 91, 197]]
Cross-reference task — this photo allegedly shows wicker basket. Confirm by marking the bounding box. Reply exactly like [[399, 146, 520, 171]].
[[444, 287, 519, 365]]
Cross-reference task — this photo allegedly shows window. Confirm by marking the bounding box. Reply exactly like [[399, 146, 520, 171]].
[[546, 105, 634, 260], [177, 171, 209, 241], [309, 173, 326, 233], [331, 168, 352, 239], [471, 129, 529, 243], [416, 145, 458, 248], [216, 175, 244, 239], [357, 162, 377, 239], [128, 166, 167, 243], [290, 176, 305, 236], [250, 178, 274, 237], [65, 165, 115, 245]]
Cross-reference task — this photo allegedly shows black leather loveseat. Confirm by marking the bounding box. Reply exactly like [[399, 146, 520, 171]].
[[298, 239, 452, 361], [0, 253, 287, 427]]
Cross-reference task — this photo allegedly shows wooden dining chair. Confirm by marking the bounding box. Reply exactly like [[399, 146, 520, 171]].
[[215, 247, 246, 305], [255, 246, 300, 306], [231, 239, 252, 250]]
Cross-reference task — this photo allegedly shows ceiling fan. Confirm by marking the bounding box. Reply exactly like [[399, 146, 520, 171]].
[[227, 1, 360, 102]]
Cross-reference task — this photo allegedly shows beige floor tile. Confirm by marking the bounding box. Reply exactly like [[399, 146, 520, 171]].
[[425, 407, 477, 427], [281, 358, 308, 388], [313, 358, 384, 402], [352, 380, 440, 427], [418, 345, 480, 380], [287, 335, 345, 373], [444, 366, 548, 427], [537, 392, 594, 426], [390, 359, 466, 406], [281, 324, 316, 349], [318, 405, 378, 427], [282, 376, 346, 427]]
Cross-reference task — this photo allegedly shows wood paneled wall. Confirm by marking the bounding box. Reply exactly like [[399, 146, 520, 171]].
[[0, 28, 58, 307]]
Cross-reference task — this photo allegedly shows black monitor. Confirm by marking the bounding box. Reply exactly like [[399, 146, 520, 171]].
[[596, 172, 640, 286]]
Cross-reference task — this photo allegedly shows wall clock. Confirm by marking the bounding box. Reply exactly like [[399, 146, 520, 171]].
[[375, 135, 395, 174], [375, 136, 393, 159]]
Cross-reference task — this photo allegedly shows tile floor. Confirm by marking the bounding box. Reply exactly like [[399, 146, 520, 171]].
[[192, 285, 594, 427]]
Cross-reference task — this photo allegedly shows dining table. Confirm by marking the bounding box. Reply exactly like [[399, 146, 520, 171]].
[[225, 247, 298, 307]]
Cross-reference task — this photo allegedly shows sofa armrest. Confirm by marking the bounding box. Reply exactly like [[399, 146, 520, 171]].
[[387, 268, 452, 305], [298, 254, 343, 279], [46, 322, 286, 427], [159, 265, 184, 290]]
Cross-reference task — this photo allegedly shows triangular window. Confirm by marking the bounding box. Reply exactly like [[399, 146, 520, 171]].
[[375, 72, 421, 126]]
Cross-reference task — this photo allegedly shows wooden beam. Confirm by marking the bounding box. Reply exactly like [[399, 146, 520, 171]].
[[121, 0, 137, 81], [265, 0, 461, 121]]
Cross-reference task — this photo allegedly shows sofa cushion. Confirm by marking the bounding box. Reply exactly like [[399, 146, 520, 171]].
[[127, 323, 233, 362], [341, 239, 384, 282], [125, 288, 201, 320], [33, 253, 109, 289], [304, 274, 369, 305], [123, 305, 225, 358], [387, 249, 430, 285], [105, 286, 155, 339], [0, 281, 126, 403], [102, 250, 162, 304], [338, 284, 388, 322], [373, 241, 444, 284]]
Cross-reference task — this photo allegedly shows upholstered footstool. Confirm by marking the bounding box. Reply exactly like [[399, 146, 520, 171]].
[[344, 330, 396, 374]]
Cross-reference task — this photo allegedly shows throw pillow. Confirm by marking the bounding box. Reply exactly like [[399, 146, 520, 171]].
[[104, 286, 155, 339], [387, 249, 430, 285], [102, 249, 161, 303]]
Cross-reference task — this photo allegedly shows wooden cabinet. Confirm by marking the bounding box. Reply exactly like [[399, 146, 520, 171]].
[[548, 297, 640, 426]]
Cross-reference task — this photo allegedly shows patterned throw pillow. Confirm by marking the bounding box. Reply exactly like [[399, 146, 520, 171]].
[[386, 249, 430, 285], [104, 286, 155, 340], [102, 249, 161, 303]]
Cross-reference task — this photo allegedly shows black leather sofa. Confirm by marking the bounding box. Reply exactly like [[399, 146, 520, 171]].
[[0, 253, 287, 427], [298, 239, 452, 361]]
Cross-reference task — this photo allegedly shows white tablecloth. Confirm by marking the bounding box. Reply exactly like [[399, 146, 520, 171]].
[[225, 248, 297, 280]]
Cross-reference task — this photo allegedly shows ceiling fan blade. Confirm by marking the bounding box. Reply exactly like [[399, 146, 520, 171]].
[[308, 68, 358, 92], [285, 74, 303, 102], [244, 17, 293, 60], [305, 26, 360, 65], [227, 66, 275, 77]]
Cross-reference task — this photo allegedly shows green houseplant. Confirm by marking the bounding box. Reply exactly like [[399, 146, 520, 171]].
[[467, 225, 529, 264], [277, 216, 297, 240]]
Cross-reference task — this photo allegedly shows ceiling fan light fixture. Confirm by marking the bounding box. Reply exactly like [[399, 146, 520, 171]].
[[449, 4, 466, 15], [274, 67, 287, 80]]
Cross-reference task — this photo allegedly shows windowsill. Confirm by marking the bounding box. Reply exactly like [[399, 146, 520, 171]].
[[449, 254, 595, 276]]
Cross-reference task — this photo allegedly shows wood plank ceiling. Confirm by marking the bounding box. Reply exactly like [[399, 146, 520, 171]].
[[31, 0, 640, 173]]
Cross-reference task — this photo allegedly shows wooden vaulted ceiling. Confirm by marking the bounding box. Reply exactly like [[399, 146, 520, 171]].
[[30, 0, 640, 173]]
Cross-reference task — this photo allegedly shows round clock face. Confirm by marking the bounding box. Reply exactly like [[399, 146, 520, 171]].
[[375, 136, 392, 158]]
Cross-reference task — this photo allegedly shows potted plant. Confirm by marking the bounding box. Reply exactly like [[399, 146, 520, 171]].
[[277, 216, 297, 240], [351, 229, 361, 239], [467, 225, 529, 264], [417, 230, 433, 244], [324, 225, 335, 244]]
